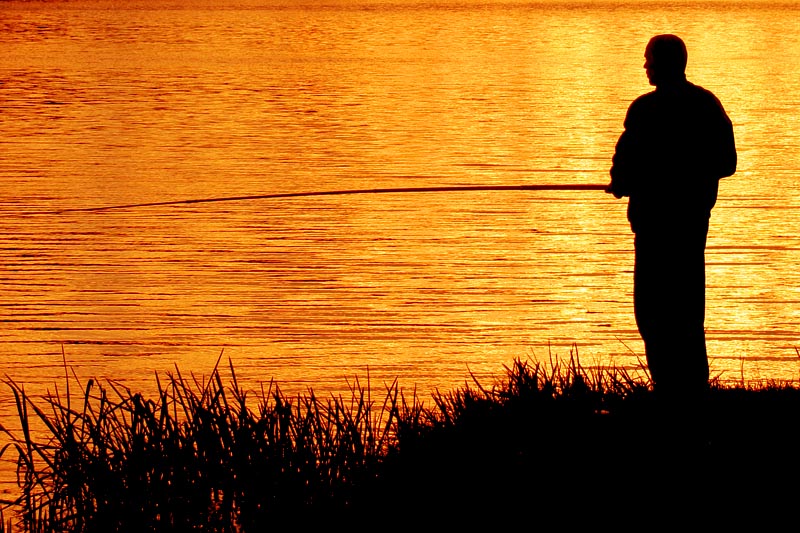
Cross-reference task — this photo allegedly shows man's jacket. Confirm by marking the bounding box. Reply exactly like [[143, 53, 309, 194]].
[[609, 80, 737, 234]]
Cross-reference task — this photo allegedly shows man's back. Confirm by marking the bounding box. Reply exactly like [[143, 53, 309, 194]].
[[610, 80, 736, 234]]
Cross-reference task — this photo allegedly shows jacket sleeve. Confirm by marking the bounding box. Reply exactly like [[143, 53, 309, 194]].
[[608, 104, 641, 198], [714, 102, 737, 179]]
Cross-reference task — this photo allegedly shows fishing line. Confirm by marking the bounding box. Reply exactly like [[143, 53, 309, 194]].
[[47, 184, 609, 214]]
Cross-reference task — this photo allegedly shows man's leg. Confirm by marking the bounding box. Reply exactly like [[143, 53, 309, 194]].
[[634, 230, 709, 396]]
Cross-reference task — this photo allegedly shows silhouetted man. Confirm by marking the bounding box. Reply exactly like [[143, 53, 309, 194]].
[[607, 35, 736, 403]]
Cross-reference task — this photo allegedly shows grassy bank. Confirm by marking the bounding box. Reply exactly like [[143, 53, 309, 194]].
[[1, 355, 799, 531]]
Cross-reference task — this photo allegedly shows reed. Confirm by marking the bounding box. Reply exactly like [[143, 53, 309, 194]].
[[2, 352, 799, 531], [1, 355, 417, 531]]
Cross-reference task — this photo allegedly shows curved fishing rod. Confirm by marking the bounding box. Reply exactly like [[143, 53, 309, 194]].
[[51, 183, 609, 214]]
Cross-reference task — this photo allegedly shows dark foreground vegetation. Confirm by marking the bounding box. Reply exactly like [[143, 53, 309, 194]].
[[1, 355, 799, 531]]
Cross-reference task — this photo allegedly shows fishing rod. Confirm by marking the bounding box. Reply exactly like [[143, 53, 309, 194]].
[[50, 183, 609, 214]]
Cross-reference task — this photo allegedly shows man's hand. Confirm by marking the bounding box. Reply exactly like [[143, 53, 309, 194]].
[[605, 182, 624, 199]]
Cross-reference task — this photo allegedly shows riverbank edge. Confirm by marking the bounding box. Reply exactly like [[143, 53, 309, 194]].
[[1, 355, 798, 531]]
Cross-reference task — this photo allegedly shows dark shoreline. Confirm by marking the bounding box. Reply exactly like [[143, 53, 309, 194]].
[[2, 356, 798, 531]]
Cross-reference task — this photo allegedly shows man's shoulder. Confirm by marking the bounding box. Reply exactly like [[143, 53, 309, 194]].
[[684, 83, 731, 122], [626, 90, 658, 116], [630, 82, 725, 112], [624, 91, 660, 125], [630, 90, 658, 107], [686, 82, 724, 104]]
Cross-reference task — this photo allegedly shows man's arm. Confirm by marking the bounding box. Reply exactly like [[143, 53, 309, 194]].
[[702, 91, 736, 180], [608, 105, 641, 198], [716, 108, 737, 179]]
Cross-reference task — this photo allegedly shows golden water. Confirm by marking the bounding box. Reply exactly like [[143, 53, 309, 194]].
[[1, 1, 799, 493]]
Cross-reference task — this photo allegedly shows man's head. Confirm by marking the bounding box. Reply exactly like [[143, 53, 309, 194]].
[[644, 34, 688, 86]]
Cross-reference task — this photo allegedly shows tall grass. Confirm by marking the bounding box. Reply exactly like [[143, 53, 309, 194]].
[[1, 355, 416, 531], [2, 353, 800, 531]]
